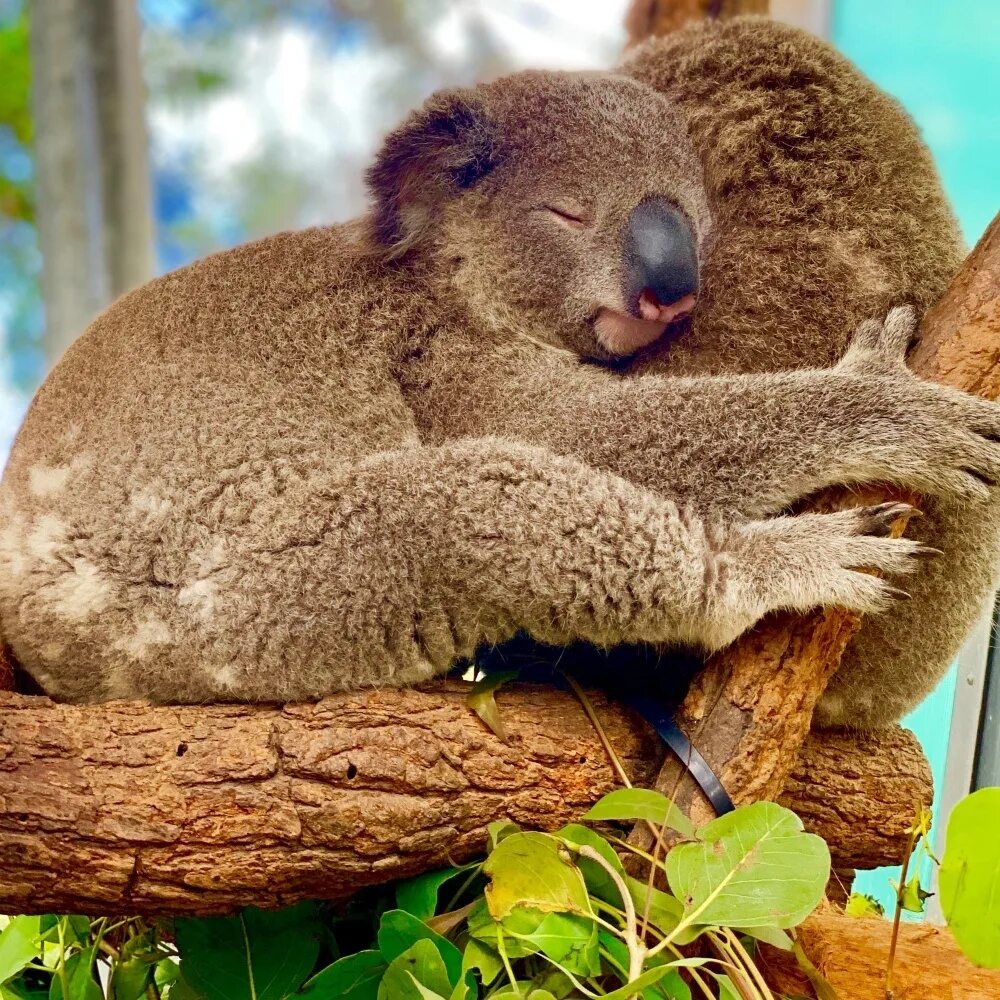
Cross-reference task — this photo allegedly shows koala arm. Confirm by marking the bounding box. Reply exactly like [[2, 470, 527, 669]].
[[407, 309, 1000, 517]]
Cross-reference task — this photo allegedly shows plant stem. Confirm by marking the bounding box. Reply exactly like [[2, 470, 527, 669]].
[[55, 918, 71, 1000], [578, 845, 646, 987], [885, 820, 921, 1000], [723, 929, 775, 1000]]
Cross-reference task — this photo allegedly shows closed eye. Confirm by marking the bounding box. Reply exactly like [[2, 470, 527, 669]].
[[542, 204, 591, 229]]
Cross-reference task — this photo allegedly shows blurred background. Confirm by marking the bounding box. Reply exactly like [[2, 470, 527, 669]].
[[0, 0, 997, 916]]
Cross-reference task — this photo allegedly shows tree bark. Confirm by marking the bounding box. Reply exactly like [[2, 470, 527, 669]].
[[628, 215, 1000, 854], [0, 686, 926, 916], [624, 0, 768, 44], [761, 910, 1000, 999]]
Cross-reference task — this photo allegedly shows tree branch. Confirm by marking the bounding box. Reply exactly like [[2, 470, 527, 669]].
[[0, 686, 925, 916]]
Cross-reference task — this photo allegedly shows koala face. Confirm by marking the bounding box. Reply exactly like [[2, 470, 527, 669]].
[[366, 71, 712, 361]]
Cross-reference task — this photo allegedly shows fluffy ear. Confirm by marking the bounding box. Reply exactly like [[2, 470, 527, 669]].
[[366, 89, 501, 255]]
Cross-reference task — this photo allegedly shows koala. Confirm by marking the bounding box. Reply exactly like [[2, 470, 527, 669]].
[[0, 23, 995, 728]]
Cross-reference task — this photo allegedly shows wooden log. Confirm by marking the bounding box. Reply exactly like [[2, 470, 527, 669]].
[[624, 0, 768, 44], [761, 910, 1000, 999], [629, 213, 1000, 850], [0, 686, 926, 916]]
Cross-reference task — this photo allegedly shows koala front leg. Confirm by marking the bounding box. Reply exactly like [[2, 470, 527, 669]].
[[140, 439, 925, 702], [407, 308, 1000, 518]]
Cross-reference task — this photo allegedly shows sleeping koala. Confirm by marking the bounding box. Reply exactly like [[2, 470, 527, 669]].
[[0, 43, 996, 719]]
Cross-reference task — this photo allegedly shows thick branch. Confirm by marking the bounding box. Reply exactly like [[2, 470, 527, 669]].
[[0, 686, 924, 916], [630, 213, 1000, 844], [761, 910, 1000, 999], [624, 0, 768, 44]]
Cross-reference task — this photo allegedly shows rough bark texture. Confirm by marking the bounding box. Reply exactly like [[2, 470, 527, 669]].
[[778, 727, 933, 872], [761, 910, 1000, 999], [0, 687, 925, 916], [624, 0, 768, 44], [629, 215, 1000, 855]]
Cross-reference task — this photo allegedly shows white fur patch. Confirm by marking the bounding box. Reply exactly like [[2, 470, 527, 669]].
[[114, 614, 172, 659], [39, 641, 66, 662], [189, 538, 228, 576], [29, 464, 72, 498], [212, 663, 239, 691], [128, 486, 173, 522], [26, 514, 68, 564], [178, 579, 218, 622], [0, 514, 27, 577], [44, 558, 113, 622]]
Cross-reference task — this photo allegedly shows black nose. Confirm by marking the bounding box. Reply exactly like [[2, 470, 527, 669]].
[[622, 198, 698, 312]]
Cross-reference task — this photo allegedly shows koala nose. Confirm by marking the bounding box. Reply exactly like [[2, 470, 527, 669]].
[[622, 198, 698, 316]]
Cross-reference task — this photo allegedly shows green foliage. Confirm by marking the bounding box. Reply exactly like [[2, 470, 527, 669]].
[[0, 7, 34, 223], [0, 793, 836, 999], [939, 787, 1000, 968]]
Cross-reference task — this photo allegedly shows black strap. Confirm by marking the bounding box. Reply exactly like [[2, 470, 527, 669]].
[[624, 694, 735, 817]]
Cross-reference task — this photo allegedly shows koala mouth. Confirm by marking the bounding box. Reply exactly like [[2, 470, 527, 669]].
[[593, 290, 696, 357]]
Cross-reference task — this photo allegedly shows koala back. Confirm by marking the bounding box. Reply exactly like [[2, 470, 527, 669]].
[[623, 16, 964, 376]]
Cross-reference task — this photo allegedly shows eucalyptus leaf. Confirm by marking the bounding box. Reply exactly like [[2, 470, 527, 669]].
[[109, 955, 153, 1000], [593, 966, 678, 1000], [504, 911, 600, 977], [736, 924, 794, 951], [487, 821, 520, 849], [483, 832, 591, 919], [666, 801, 829, 929], [556, 824, 625, 903], [49, 948, 101, 1000], [582, 789, 695, 839], [298, 950, 386, 999], [377, 910, 462, 986], [460, 936, 503, 986], [174, 902, 322, 1000], [466, 670, 518, 740], [940, 786, 1000, 968], [377, 940, 452, 1000], [0, 916, 40, 984]]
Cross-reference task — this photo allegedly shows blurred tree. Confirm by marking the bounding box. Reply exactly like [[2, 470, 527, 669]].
[[29, 0, 155, 359]]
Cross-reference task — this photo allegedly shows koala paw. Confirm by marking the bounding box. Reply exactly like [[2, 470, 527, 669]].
[[837, 306, 1000, 504], [722, 503, 935, 633]]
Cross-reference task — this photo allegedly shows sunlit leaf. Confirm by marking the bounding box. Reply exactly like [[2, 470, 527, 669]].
[[665, 801, 829, 929], [483, 832, 591, 919], [460, 935, 502, 987], [582, 789, 695, 839], [377, 940, 451, 1000], [940, 787, 1000, 968], [0, 916, 40, 984], [467, 671, 518, 740], [504, 910, 600, 977], [844, 893, 884, 919]]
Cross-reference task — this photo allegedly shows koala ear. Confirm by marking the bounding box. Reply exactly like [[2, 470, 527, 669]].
[[366, 89, 501, 255]]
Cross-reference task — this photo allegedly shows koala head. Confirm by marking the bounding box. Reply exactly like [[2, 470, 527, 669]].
[[366, 70, 712, 361]]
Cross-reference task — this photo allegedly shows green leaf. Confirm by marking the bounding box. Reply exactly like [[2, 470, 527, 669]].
[[466, 902, 537, 961], [713, 974, 740, 1000], [556, 824, 625, 904], [109, 955, 153, 1000], [0, 916, 40, 984], [736, 924, 793, 951], [448, 971, 477, 1000], [377, 940, 451, 1000], [483, 832, 591, 919], [377, 910, 462, 987], [49, 948, 102, 1000], [624, 876, 687, 940], [467, 671, 518, 740], [299, 950, 386, 999], [487, 821, 520, 849], [597, 932, 691, 1000], [582, 789, 695, 839], [898, 874, 933, 914], [666, 801, 829, 929], [594, 966, 679, 1000], [940, 787, 1000, 968], [460, 937, 502, 987], [504, 911, 600, 978], [396, 867, 473, 921], [174, 902, 322, 1000], [844, 893, 884, 919]]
